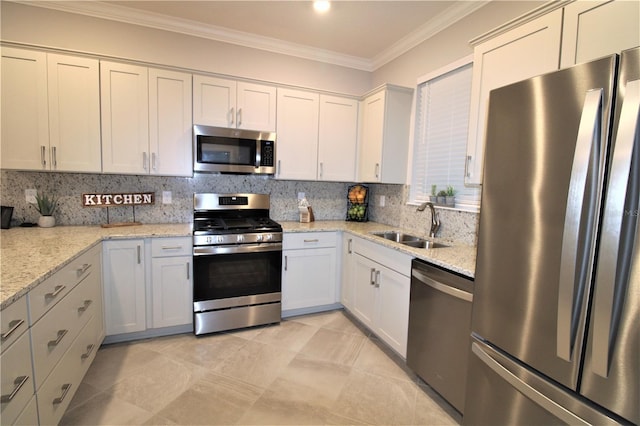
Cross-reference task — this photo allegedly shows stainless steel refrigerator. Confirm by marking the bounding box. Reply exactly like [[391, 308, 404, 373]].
[[463, 47, 639, 425]]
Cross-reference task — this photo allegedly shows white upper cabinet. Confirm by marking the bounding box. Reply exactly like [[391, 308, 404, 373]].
[[465, 9, 562, 185], [318, 95, 359, 182], [148, 69, 193, 176], [102, 62, 192, 176], [101, 61, 150, 175], [1, 48, 101, 172], [358, 85, 413, 184], [193, 75, 276, 131], [561, 0, 640, 68], [275, 88, 319, 180]]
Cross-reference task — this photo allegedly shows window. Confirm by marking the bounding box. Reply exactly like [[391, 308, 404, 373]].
[[409, 56, 480, 211]]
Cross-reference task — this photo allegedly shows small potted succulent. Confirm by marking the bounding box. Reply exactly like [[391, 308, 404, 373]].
[[34, 192, 58, 228], [429, 185, 438, 203], [445, 185, 456, 206], [437, 190, 447, 205]]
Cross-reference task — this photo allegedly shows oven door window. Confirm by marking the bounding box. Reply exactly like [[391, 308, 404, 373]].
[[194, 250, 282, 301], [197, 136, 255, 166]]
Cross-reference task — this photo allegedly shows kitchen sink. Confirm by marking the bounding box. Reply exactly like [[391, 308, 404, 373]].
[[370, 231, 448, 249], [402, 240, 449, 249]]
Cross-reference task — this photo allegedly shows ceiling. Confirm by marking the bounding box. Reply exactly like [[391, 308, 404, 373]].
[[19, 1, 489, 71]]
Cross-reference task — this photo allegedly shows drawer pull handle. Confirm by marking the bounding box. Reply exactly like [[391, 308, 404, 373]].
[[48, 329, 68, 349], [161, 246, 183, 250], [1, 375, 29, 403], [77, 299, 93, 313], [52, 383, 71, 405], [370, 268, 376, 286], [1, 319, 25, 341], [186, 262, 190, 280], [81, 344, 95, 360], [77, 263, 91, 276], [45, 285, 66, 300], [375, 270, 381, 288], [303, 239, 319, 243]]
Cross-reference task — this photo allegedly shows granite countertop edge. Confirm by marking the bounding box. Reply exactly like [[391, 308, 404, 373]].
[[1, 221, 475, 310]]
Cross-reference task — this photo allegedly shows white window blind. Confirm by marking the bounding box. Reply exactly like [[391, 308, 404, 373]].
[[409, 59, 480, 210]]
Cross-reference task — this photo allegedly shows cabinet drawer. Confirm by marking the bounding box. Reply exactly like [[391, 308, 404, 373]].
[[30, 272, 100, 390], [13, 395, 38, 426], [284, 232, 337, 249], [0, 295, 29, 354], [29, 244, 101, 324], [0, 331, 35, 425], [36, 314, 102, 426], [151, 237, 192, 257]]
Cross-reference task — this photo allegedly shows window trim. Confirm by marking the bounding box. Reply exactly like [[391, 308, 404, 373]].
[[406, 54, 480, 213]]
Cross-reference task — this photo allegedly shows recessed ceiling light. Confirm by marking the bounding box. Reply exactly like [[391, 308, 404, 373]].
[[313, 1, 331, 13]]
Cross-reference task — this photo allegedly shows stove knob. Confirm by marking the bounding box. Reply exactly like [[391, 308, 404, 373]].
[[216, 236, 224, 244], [206, 236, 213, 244], [265, 233, 272, 241], [256, 234, 263, 242], [237, 235, 244, 243]]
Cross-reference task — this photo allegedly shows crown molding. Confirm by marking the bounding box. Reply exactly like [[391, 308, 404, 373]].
[[372, 1, 490, 70], [12, 0, 489, 72]]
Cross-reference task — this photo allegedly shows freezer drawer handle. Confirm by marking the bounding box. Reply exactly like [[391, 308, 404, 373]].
[[558, 88, 604, 362], [591, 79, 640, 378], [412, 269, 473, 302], [471, 342, 589, 426], [0, 375, 29, 403]]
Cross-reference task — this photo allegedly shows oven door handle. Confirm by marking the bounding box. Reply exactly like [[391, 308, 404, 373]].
[[194, 242, 282, 256]]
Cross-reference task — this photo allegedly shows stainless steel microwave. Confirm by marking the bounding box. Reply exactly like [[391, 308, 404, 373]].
[[193, 125, 276, 174]]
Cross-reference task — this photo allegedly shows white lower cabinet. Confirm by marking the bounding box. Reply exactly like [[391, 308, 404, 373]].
[[349, 236, 411, 357], [282, 232, 340, 314], [151, 238, 193, 328], [103, 237, 193, 341], [103, 239, 147, 335], [0, 243, 105, 426]]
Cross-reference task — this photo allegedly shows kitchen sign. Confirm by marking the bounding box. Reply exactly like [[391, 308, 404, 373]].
[[82, 192, 155, 207]]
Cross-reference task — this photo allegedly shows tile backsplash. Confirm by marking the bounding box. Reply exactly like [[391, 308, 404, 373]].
[[0, 171, 478, 245]]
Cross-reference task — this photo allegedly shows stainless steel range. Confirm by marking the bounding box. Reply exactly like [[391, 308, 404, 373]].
[[192, 193, 282, 335]]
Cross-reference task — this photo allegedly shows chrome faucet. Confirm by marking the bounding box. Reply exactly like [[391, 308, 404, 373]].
[[417, 202, 440, 238]]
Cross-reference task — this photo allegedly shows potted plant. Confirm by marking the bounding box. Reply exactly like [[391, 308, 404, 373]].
[[34, 192, 58, 228], [430, 185, 438, 203], [446, 185, 456, 206], [437, 190, 447, 205]]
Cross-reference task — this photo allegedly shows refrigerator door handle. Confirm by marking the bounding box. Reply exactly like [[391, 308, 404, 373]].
[[471, 342, 590, 426], [591, 79, 640, 378], [557, 88, 604, 362]]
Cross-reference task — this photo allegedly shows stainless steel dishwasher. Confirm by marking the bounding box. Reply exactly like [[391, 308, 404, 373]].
[[407, 258, 474, 414]]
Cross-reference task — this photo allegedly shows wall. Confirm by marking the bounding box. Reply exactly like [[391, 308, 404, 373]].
[[0, 1, 371, 95], [0, 1, 546, 246]]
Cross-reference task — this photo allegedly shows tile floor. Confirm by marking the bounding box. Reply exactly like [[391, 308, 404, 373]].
[[61, 309, 462, 425]]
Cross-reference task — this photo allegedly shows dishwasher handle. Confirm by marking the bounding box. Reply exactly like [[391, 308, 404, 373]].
[[412, 269, 473, 302]]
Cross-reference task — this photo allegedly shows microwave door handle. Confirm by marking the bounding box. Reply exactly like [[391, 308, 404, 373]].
[[591, 79, 640, 378], [255, 143, 261, 169], [557, 88, 604, 362]]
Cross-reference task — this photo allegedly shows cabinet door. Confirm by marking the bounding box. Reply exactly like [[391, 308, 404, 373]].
[[341, 235, 355, 310], [48, 54, 101, 172], [193, 75, 236, 127], [151, 256, 193, 328], [101, 61, 149, 174], [282, 247, 337, 310], [465, 9, 562, 185], [237, 81, 276, 131], [351, 253, 378, 329], [561, 0, 640, 68], [318, 95, 358, 182], [375, 264, 410, 358], [149, 68, 193, 176], [1, 47, 49, 170], [276, 88, 319, 180], [103, 240, 146, 335], [358, 91, 385, 182]]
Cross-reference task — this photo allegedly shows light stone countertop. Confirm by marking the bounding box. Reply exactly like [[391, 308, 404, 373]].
[[0, 224, 192, 309], [281, 221, 477, 279], [1, 220, 476, 311]]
